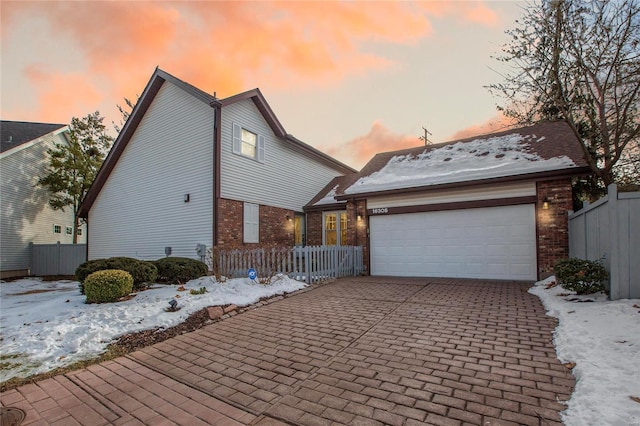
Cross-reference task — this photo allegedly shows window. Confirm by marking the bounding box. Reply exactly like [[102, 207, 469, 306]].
[[294, 214, 305, 246], [77, 228, 83, 236], [323, 211, 347, 246], [232, 123, 265, 162], [244, 202, 259, 243], [65, 226, 73, 235], [241, 129, 257, 158], [53, 224, 62, 234]]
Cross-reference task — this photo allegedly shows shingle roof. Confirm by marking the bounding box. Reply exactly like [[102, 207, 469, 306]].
[[1, 121, 66, 153], [335, 120, 591, 199]]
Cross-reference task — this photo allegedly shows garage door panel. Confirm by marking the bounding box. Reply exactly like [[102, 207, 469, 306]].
[[370, 204, 536, 280]]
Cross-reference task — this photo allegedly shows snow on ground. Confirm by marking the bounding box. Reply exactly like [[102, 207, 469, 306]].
[[529, 277, 640, 426], [0, 275, 306, 382], [345, 133, 577, 194]]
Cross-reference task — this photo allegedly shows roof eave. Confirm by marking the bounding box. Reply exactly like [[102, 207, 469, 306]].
[[335, 167, 592, 201]]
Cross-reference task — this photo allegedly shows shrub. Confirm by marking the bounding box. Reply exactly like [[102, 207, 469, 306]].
[[555, 257, 609, 295], [84, 269, 133, 303], [76, 257, 158, 293], [153, 257, 208, 284]]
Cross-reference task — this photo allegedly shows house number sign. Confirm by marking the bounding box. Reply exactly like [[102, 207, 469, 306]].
[[371, 208, 389, 214]]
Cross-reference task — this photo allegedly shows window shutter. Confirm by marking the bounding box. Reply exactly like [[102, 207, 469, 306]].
[[232, 123, 241, 154], [257, 135, 265, 163], [243, 203, 259, 243]]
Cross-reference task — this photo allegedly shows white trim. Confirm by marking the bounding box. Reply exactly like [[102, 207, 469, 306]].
[[367, 181, 536, 209]]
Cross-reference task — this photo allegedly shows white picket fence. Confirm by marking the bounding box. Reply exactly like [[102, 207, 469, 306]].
[[211, 245, 364, 284]]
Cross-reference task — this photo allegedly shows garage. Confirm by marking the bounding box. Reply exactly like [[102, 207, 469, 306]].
[[370, 204, 537, 280]]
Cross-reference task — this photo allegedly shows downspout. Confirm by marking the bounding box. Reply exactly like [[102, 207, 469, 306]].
[[212, 99, 222, 247]]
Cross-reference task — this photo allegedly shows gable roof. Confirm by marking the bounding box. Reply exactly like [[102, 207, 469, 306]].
[[336, 120, 590, 199], [79, 68, 355, 218], [1, 121, 66, 153]]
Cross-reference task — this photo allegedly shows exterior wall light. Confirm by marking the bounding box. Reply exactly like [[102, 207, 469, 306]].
[[286, 214, 292, 222], [542, 197, 550, 210]]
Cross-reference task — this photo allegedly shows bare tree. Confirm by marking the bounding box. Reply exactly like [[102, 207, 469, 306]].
[[489, 0, 640, 198]]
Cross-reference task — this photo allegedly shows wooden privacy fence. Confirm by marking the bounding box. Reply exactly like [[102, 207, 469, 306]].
[[211, 245, 364, 283], [29, 242, 87, 276], [568, 184, 640, 300]]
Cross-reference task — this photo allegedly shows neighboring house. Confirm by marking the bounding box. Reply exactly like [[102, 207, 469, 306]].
[[1, 121, 87, 278], [78, 68, 355, 261], [306, 120, 591, 281]]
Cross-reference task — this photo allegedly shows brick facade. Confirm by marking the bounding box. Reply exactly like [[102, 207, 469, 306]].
[[217, 198, 294, 248], [536, 178, 573, 279], [306, 211, 323, 246], [304, 202, 369, 273]]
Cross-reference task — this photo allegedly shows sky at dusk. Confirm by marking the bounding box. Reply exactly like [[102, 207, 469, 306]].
[[1, 1, 525, 169]]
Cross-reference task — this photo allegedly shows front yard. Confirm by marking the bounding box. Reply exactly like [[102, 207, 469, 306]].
[[0, 275, 306, 383]]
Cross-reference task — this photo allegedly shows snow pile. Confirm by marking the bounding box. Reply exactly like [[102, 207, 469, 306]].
[[313, 184, 342, 206], [529, 277, 640, 426], [345, 133, 576, 194], [0, 276, 306, 382]]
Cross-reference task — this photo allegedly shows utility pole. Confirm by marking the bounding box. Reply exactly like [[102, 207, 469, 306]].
[[420, 126, 432, 145]]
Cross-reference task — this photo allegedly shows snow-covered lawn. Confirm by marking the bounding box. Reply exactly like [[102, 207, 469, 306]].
[[0, 275, 306, 383], [529, 277, 640, 426]]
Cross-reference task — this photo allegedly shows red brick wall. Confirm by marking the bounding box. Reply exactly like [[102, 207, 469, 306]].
[[217, 198, 243, 247], [306, 211, 323, 246], [217, 198, 294, 248], [536, 179, 573, 279], [346, 200, 369, 273], [259, 204, 294, 246]]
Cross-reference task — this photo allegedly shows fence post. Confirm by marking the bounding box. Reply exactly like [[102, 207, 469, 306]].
[[607, 184, 620, 299], [304, 246, 310, 284]]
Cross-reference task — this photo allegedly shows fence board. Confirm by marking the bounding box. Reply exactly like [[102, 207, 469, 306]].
[[29, 242, 87, 276], [568, 184, 640, 300]]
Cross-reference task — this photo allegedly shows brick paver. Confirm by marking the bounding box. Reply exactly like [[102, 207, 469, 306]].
[[1, 277, 574, 425]]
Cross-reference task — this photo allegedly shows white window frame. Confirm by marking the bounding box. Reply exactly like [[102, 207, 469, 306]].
[[322, 211, 347, 246], [53, 224, 62, 234], [244, 202, 259, 243], [233, 122, 265, 163], [77, 228, 83, 236]]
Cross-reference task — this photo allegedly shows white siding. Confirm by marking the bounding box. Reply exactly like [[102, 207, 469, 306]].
[[88, 82, 214, 261], [367, 182, 536, 209], [1, 132, 86, 273], [220, 100, 344, 211]]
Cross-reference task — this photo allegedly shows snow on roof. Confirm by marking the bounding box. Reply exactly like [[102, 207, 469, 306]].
[[344, 133, 577, 194], [313, 184, 343, 206]]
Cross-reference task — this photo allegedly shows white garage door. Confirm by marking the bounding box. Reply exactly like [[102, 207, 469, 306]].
[[370, 204, 536, 280]]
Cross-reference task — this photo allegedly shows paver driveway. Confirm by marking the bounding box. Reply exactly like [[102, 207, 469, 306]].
[[1, 277, 574, 425]]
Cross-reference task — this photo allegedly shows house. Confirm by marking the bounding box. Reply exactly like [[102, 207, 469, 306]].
[[78, 68, 355, 261], [0, 121, 87, 278], [305, 120, 591, 281]]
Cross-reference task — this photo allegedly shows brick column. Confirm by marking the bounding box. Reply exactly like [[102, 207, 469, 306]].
[[536, 179, 573, 279]]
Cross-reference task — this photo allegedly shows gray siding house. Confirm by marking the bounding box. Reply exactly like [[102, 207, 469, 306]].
[[1, 121, 87, 278], [78, 68, 355, 261]]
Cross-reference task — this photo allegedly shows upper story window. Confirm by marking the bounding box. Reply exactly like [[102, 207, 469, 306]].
[[53, 224, 62, 234], [233, 123, 265, 162], [241, 129, 257, 158], [65, 226, 73, 235]]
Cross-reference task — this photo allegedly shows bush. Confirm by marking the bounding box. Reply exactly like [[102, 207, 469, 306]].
[[555, 257, 609, 295], [153, 257, 208, 284], [84, 269, 133, 303], [76, 257, 158, 293]]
